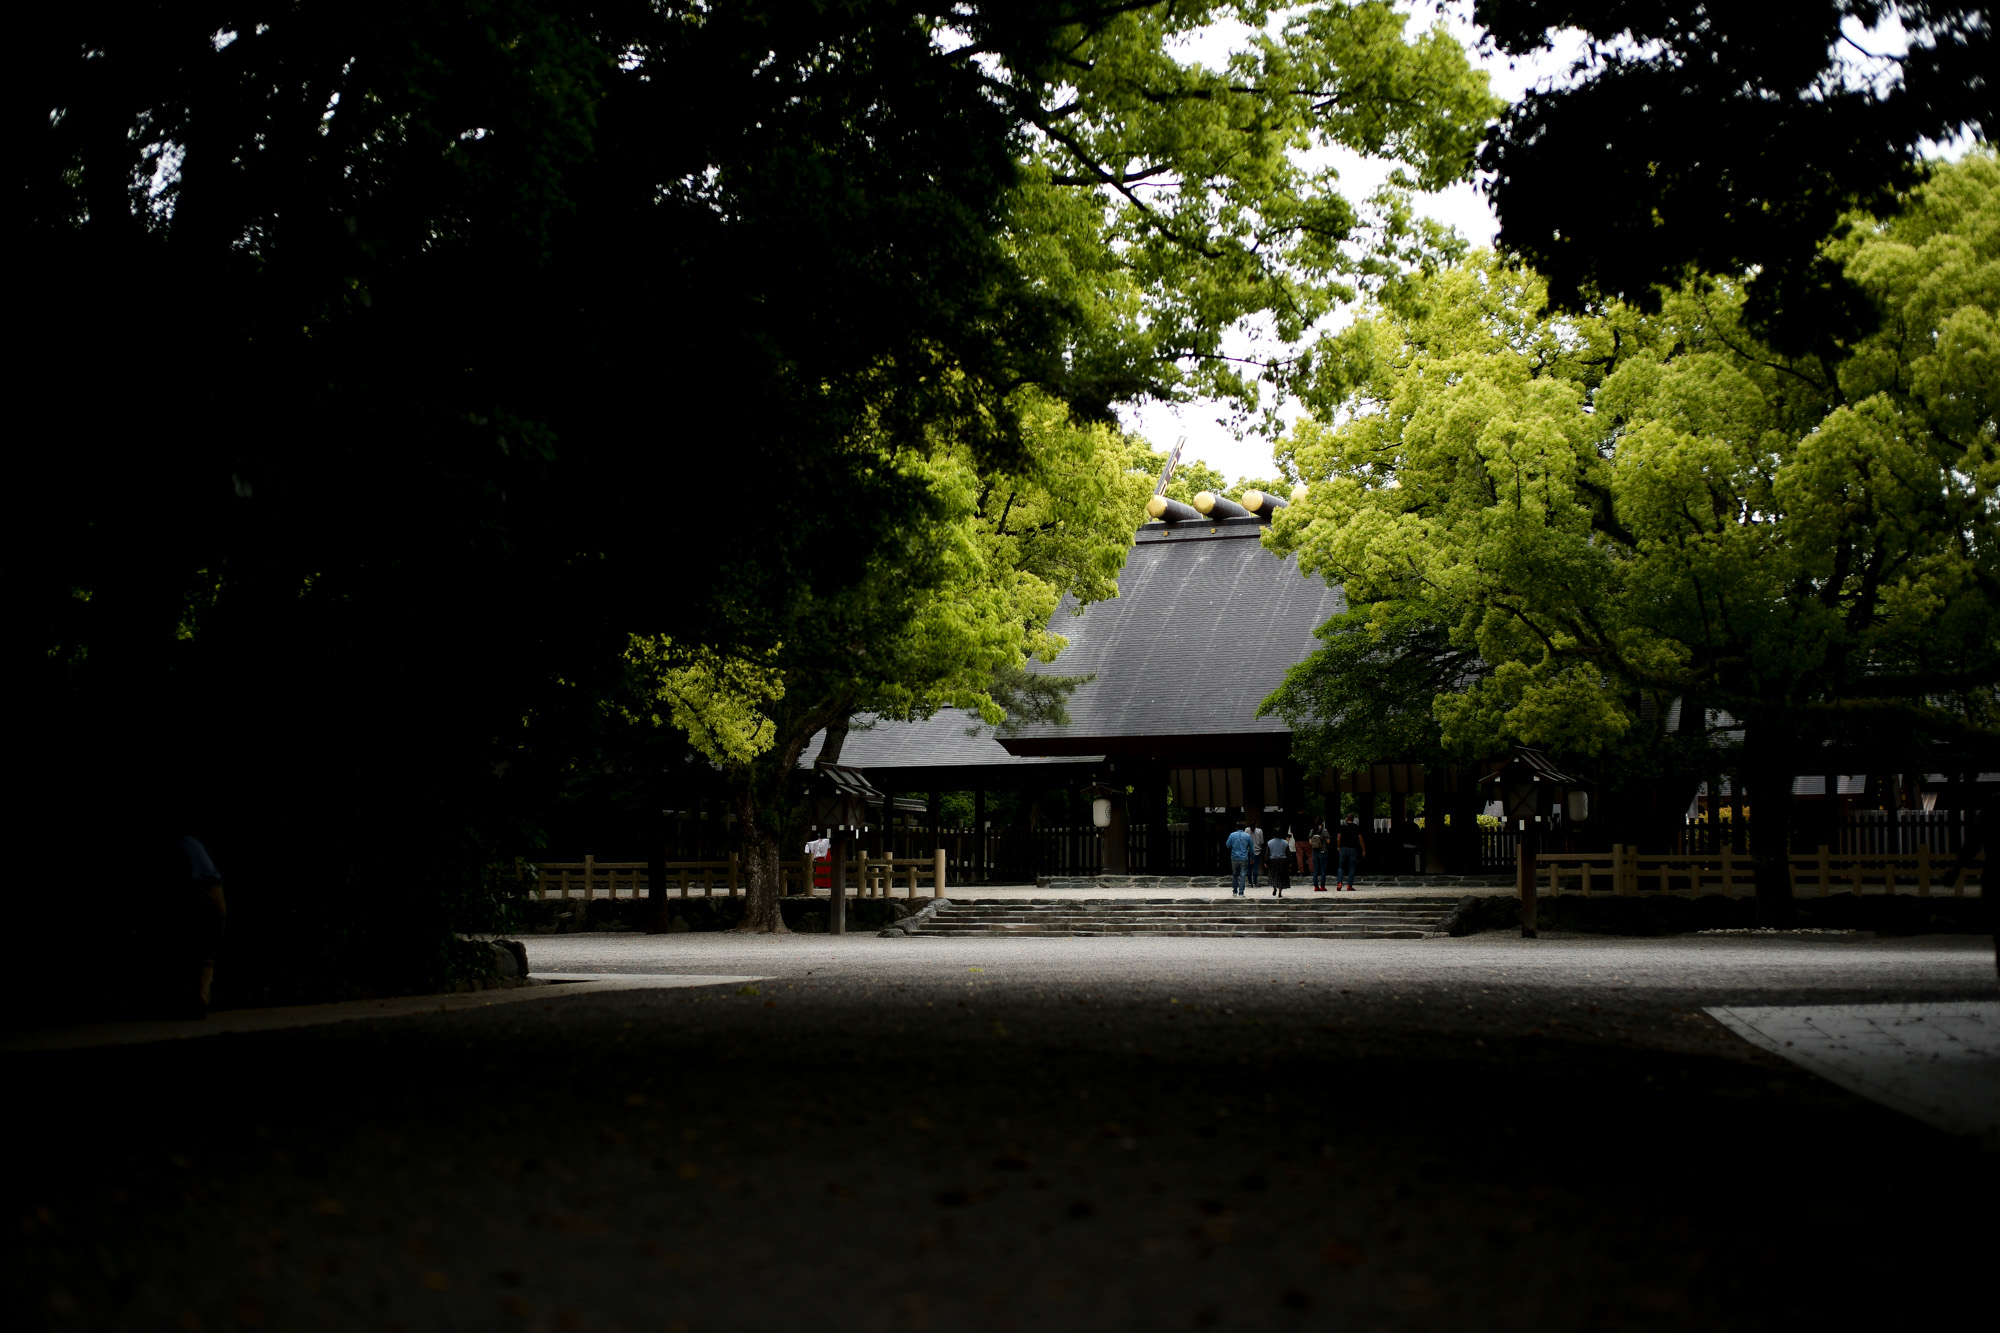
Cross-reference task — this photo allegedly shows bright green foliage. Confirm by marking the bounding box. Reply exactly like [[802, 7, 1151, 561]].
[[1266, 152, 2000, 775], [627, 390, 1155, 922], [998, 2, 1500, 423], [624, 640, 785, 769]]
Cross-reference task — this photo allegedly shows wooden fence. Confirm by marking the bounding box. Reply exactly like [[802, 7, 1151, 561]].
[[1531, 844, 1985, 898], [528, 850, 949, 900]]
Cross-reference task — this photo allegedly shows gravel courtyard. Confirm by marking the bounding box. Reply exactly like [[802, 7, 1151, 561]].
[[11, 932, 1995, 1331]]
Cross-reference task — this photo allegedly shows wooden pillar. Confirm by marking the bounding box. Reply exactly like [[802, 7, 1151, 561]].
[[1103, 778, 1129, 874], [1519, 837, 1538, 937], [1389, 789, 1408, 874], [934, 846, 947, 899], [973, 788, 987, 883], [648, 811, 671, 933], [1143, 769, 1170, 876], [830, 833, 848, 934]]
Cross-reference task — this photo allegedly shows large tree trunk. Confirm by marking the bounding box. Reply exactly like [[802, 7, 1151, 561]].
[[734, 794, 790, 933], [1743, 730, 1797, 927], [815, 714, 851, 766]]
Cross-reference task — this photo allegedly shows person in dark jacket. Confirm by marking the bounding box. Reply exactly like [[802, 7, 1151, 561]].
[[159, 834, 227, 1018], [1333, 817, 1367, 891]]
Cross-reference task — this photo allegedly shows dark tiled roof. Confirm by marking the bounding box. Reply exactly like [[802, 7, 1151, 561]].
[[800, 710, 1103, 771], [1006, 517, 1345, 750]]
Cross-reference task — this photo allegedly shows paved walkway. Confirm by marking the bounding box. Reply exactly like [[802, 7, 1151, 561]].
[[1708, 1001, 2000, 1144], [15, 932, 1994, 1332]]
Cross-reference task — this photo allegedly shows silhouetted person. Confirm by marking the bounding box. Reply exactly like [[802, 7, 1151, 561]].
[[1334, 816, 1367, 891], [158, 834, 227, 1018], [1398, 815, 1422, 875], [1309, 821, 1330, 890]]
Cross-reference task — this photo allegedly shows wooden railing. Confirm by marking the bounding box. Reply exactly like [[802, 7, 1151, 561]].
[[530, 856, 805, 901], [845, 850, 948, 900], [1532, 844, 1985, 898], [528, 849, 950, 901]]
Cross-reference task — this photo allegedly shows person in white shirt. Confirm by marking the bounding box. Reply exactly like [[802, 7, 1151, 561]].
[[1265, 829, 1292, 896], [1246, 822, 1265, 888]]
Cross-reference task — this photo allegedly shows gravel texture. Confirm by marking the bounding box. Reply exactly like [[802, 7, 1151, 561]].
[[10, 932, 1995, 1332]]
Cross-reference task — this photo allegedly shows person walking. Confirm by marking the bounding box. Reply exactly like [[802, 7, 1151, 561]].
[[1266, 828, 1292, 896], [1225, 821, 1255, 897], [1309, 820, 1330, 890], [1334, 816, 1367, 891], [1246, 819, 1264, 889]]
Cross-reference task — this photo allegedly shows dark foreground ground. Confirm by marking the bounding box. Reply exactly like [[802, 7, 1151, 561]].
[[8, 933, 1996, 1332]]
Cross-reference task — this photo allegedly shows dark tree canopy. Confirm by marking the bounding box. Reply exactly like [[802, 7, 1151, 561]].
[[1475, 0, 1996, 353], [22, 0, 1116, 999]]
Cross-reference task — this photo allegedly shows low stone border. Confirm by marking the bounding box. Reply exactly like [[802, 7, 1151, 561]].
[[878, 899, 951, 937], [1034, 873, 1515, 890]]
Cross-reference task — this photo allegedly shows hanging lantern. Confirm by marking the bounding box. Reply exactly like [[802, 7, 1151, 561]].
[[1092, 797, 1113, 828]]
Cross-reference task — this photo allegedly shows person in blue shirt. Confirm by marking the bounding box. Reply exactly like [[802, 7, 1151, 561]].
[[1224, 822, 1255, 896]]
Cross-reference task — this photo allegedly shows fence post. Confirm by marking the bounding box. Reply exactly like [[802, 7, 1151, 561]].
[[1519, 841, 1537, 937], [1721, 848, 1735, 897], [1817, 845, 1831, 896], [679, 868, 689, 899], [858, 849, 870, 900], [1582, 857, 1593, 897], [1610, 844, 1624, 896], [908, 861, 918, 899], [582, 854, 595, 902], [934, 846, 947, 899]]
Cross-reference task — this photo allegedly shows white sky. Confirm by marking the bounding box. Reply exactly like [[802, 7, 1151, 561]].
[[1114, 3, 1966, 484], [1116, 4, 1582, 483]]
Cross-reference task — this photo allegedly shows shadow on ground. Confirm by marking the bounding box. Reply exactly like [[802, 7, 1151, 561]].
[[9, 935, 1995, 1331]]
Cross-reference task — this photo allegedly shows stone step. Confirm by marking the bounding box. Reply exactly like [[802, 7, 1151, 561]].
[[928, 904, 1448, 912], [949, 899, 1455, 909], [937, 909, 1450, 919], [908, 898, 1452, 938], [922, 925, 1435, 935]]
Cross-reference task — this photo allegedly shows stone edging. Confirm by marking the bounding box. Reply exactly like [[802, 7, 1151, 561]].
[[879, 899, 951, 937], [1034, 874, 1516, 889]]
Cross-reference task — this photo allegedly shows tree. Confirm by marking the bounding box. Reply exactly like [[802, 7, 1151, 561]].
[[1474, 0, 1997, 354], [21, 0, 1122, 999], [626, 393, 1155, 930], [1268, 152, 2000, 913], [994, 1, 1500, 425], [22, 2, 1504, 987]]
